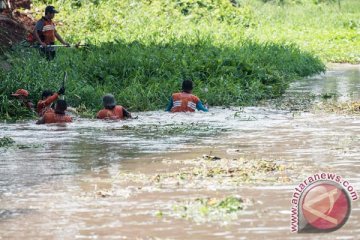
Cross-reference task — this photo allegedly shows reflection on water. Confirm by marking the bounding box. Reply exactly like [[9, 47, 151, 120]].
[[290, 64, 360, 101], [0, 64, 359, 239]]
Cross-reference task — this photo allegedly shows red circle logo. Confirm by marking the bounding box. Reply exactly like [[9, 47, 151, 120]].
[[301, 183, 350, 230]]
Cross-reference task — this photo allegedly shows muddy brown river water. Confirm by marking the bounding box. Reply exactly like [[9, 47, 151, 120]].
[[0, 64, 359, 239]]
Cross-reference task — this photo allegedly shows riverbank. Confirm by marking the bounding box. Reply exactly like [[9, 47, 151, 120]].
[[1, 0, 359, 119]]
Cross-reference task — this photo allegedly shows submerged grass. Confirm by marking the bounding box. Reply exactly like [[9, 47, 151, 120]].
[[158, 155, 292, 185], [167, 196, 250, 223], [112, 123, 227, 137], [318, 101, 360, 115], [0, 136, 15, 148], [0, 136, 43, 149]]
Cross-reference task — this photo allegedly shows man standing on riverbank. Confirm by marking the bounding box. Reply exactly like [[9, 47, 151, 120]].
[[33, 5, 69, 60]]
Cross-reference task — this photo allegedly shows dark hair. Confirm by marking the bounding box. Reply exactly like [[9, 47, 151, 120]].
[[42, 90, 54, 99], [182, 80, 193, 92], [55, 100, 67, 113]]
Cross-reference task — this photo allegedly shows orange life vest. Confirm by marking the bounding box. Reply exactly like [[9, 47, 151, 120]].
[[171, 92, 200, 112], [43, 111, 72, 124], [26, 32, 36, 44], [97, 105, 124, 120], [39, 17, 56, 45], [37, 93, 59, 116]]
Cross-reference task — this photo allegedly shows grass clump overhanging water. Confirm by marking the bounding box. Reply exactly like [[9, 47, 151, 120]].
[[0, 40, 324, 119], [3, 0, 350, 119]]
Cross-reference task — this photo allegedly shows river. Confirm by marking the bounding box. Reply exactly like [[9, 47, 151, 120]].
[[0, 64, 359, 239]]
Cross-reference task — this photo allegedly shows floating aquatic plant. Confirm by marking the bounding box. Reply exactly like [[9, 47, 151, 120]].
[[319, 101, 360, 115], [169, 196, 251, 223], [0, 136, 15, 147]]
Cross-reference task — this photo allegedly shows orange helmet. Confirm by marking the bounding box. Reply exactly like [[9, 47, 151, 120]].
[[11, 89, 29, 97]]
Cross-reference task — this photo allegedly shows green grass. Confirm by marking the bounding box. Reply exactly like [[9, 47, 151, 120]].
[[0, 39, 324, 118], [4, 0, 359, 119], [246, 0, 360, 63], [35, 0, 359, 63]]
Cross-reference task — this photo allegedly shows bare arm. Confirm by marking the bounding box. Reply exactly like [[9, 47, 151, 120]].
[[42, 93, 59, 107], [123, 108, 132, 119], [55, 31, 69, 46], [33, 28, 46, 47], [36, 117, 45, 125]]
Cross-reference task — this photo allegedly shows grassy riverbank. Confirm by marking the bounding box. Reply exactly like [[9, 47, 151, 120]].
[[3, 0, 359, 119]]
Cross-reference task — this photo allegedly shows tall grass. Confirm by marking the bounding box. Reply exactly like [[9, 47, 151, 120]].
[[31, 0, 359, 63], [0, 39, 324, 119], [246, 0, 360, 63]]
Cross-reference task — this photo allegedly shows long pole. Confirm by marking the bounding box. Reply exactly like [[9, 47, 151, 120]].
[[36, 44, 88, 48], [61, 71, 67, 100]]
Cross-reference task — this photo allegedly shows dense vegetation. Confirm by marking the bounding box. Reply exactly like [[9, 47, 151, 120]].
[[1, 0, 359, 119]]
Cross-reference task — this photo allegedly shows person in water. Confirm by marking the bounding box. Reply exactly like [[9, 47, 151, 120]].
[[36, 99, 72, 124], [96, 94, 132, 120], [166, 80, 208, 112], [11, 89, 34, 110], [37, 87, 65, 117]]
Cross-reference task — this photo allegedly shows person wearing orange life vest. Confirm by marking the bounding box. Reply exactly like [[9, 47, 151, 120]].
[[97, 94, 132, 120], [36, 100, 72, 124], [166, 80, 208, 113], [11, 89, 34, 110], [37, 86, 65, 117], [33, 5, 70, 60]]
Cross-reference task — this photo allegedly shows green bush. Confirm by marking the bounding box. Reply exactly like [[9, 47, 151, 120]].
[[0, 39, 324, 119]]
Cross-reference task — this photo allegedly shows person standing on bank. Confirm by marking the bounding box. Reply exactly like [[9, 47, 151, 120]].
[[33, 5, 70, 60]]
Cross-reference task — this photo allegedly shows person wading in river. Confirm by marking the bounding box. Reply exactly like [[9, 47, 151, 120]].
[[33, 5, 70, 60], [166, 80, 208, 113], [97, 94, 132, 120], [36, 100, 72, 124], [37, 86, 65, 117], [11, 89, 34, 111]]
